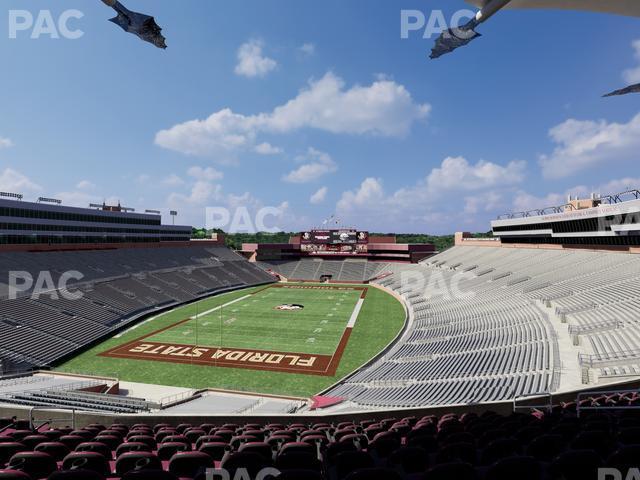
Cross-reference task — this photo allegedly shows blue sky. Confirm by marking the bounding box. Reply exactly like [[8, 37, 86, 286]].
[[0, 0, 639, 233]]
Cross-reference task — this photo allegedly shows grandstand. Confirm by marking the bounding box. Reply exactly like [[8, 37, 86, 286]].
[[257, 259, 392, 283], [0, 245, 274, 373], [0, 398, 639, 479], [2, 190, 640, 478], [0, 198, 275, 374]]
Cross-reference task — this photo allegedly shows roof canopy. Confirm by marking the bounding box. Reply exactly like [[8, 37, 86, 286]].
[[466, 0, 640, 18]]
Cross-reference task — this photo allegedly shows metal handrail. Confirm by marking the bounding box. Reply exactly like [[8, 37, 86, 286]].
[[579, 349, 640, 368], [576, 388, 640, 418], [29, 407, 76, 430], [496, 187, 640, 220], [513, 392, 553, 413]]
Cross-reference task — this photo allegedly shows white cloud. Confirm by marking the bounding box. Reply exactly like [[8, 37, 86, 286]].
[[337, 178, 386, 212], [235, 39, 277, 78], [539, 113, 640, 179], [54, 191, 118, 208], [0, 137, 13, 149], [283, 148, 337, 183], [266, 72, 429, 137], [168, 167, 223, 206], [623, 39, 640, 84], [464, 191, 504, 215], [597, 177, 640, 194], [254, 142, 282, 155], [299, 43, 315, 56], [164, 166, 301, 232], [310, 186, 328, 204], [0, 168, 41, 193], [187, 166, 223, 181], [76, 180, 95, 190], [155, 72, 430, 158], [512, 177, 640, 214], [511, 190, 570, 213], [167, 167, 224, 206], [162, 174, 185, 187], [155, 108, 259, 158], [335, 156, 527, 232], [427, 156, 526, 192], [168, 181, 222, 207]]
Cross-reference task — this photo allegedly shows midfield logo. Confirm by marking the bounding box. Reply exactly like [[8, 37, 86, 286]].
[[274, 304, 304, 311]]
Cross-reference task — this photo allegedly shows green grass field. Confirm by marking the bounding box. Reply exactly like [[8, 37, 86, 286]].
[[57, 283, 405, 397], [147, 285, 362, 355]]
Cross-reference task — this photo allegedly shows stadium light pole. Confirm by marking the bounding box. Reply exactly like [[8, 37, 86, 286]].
[[219, 299, 223, 368], [195, 300, 199, 350]]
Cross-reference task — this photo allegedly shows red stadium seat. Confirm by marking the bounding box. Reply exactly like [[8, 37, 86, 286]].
[[0, 444, 26, 465], [48, 470, 105, 480], [61, 452, 111, 476], [0, 471, 32, 480], [157, 442, 190, 461], [75, 442, 112, 461], [115, 452, 163, 475], [115, 442, 152, 457], [198, 442, 230, 462], [425, 462, 478, 480], [7, 452, 57, 479], [168, 451, 214, 478], [33, 442, 70, 462]]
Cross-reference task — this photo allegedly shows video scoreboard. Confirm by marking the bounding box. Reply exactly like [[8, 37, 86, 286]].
[[300, 229, 369, 255]]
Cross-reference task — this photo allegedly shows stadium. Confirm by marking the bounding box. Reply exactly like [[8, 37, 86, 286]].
[[2, 0, 640, 479], [1, 187, 640, 479]]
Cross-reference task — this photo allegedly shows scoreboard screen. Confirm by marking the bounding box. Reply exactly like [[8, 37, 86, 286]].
[[301, 230, 369, 245], [300, 229, 369, 255]]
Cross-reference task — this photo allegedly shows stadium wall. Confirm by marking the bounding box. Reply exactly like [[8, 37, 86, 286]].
[[5, 377, 640, 428]]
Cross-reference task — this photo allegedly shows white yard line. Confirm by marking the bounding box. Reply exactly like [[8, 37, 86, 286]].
[[114, 315, 160, 338], [347, 298, 364, 329], [191, 295, 252, 319], [113, 292, 253, 338]]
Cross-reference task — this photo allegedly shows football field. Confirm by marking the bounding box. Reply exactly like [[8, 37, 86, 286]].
[[100, 284, 368, 376], [147, 284, 364, 355], [59, 283, 405, 397]]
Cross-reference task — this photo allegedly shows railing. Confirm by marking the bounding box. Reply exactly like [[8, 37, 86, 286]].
[[579, 349, 640, 368], [47, 380, 106, 393], [513, 392, 553, 413], [29, 407, 76, 430], [0, 375, 47, 388], [497, 203, 576, 220], [497, 187, 640, 220], [236, 398, 263, 414], [160, 390, 197, 409], [576, 389, 640, 418], [600, 189, 640, 205], [568, 319, 622, 336]]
